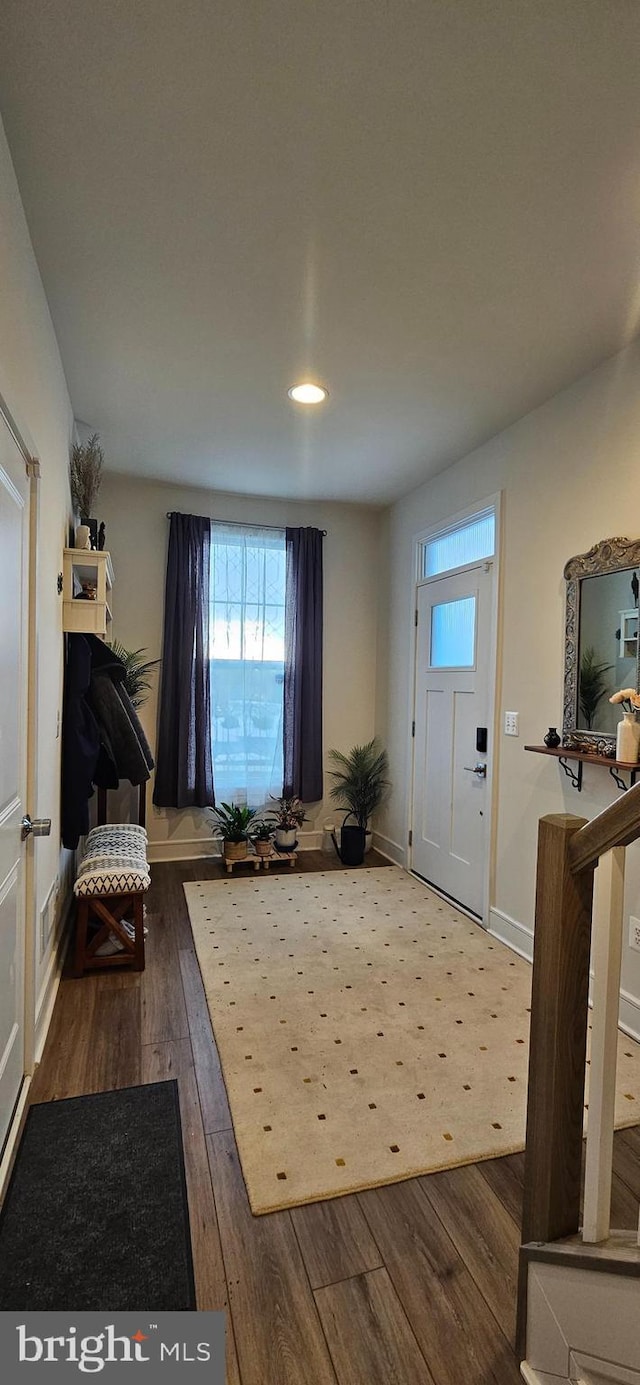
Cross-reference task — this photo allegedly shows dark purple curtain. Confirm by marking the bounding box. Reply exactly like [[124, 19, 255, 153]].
[[153, 512, 215, 808], [283, 527, 324, 802]]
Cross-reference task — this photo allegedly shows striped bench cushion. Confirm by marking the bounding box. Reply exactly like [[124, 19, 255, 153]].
[[74, 854, 151, 897], [75, 823, 150, 897], [84, 824, 148, 855]]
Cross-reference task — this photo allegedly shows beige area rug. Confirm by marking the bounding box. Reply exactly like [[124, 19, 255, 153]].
[[184, 866, 640, 1214]]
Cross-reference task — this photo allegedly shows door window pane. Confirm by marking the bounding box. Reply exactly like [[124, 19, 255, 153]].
[[422, 512, 494, 577], [430, 596, 476, 668]]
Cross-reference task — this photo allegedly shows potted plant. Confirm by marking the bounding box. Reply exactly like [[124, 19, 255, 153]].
[[70, 433, 104, 549], [251, 821, 274, 859], [209, 802, 258, 863], [579, 646, 613, 729], [109, 640, 160, 709], [267, 795, 306, 850], [328, 737, 390, 865]]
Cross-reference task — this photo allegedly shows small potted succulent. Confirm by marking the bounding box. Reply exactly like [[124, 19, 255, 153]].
[[251, 821, 273, 859], [209, 802, 258, 863], [267, 795, 306, 850]]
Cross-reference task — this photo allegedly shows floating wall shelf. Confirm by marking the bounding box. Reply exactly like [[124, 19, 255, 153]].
[[524, 744, 639, 794], [62, 548, 114, 638]]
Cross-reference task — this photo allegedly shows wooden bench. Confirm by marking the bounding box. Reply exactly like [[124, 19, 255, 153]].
[[73, 824, 151, 976]]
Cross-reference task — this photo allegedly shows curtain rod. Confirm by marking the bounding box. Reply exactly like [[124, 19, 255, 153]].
[[166, 511, 327, 536]]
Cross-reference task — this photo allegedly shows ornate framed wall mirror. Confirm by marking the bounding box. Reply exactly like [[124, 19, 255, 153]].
[[563, 537, 640, 755]]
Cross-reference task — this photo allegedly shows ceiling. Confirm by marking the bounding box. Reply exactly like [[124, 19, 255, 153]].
[[1, 1, 640, 506]]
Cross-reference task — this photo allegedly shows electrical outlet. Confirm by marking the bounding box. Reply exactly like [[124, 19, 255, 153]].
[[630, 916, 640, 951], [504, 711, 519, 737]]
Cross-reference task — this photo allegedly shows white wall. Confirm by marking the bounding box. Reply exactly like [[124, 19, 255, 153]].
[[378, 340, 640, 1036], [0, 116, 74, 1050], [98, 473, 381, 858]]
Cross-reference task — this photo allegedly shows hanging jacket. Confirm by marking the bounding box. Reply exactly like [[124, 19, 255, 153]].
[[61, 634, 155, 848], [88, 670, 152, 786], [61, 635, 102, 849]]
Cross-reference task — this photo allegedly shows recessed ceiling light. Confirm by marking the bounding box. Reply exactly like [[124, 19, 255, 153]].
[[287, 382, 328, 404]]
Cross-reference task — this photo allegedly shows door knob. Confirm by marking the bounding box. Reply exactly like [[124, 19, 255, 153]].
[[21, 815, 52, 840], [463, 764, 487, 778]]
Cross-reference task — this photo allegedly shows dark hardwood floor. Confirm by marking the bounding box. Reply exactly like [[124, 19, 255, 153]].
[[29, 857, 640, 1384]]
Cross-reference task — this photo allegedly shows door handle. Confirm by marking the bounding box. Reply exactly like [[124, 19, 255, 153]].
[[463, 764, 487, 778], [21, 814, 52, 840]]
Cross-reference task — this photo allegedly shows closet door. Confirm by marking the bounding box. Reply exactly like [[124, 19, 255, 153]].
[[0, 421, 30, 1155]]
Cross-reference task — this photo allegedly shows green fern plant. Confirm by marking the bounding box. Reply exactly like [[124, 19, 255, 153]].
[[328, 737, 390, 829], [110, 640, 160, 709], [209, 802, 258, 842], [579, 646, 613, 729]]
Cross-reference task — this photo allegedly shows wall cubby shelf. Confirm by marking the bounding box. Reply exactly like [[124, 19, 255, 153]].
[[524, 744, 639, 794], [62, 548, 114, 637]]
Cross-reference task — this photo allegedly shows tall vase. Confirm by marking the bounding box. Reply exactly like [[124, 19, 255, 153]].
[[80, 516, 98, 550], [616, 711, 640, 763]]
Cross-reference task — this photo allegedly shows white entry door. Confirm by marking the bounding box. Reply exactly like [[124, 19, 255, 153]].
[[0, 425, 29, 1153], [411, 563, 493, 917]]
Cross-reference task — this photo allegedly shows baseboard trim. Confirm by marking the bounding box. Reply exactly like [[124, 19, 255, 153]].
[[371, 832, 406, 867], [520, 1365, 561, 1385], [619, 987, 640, 1044], [35, 886, 74, 1063], [147, 830, 323, 863], [488, 907, 534, 964]]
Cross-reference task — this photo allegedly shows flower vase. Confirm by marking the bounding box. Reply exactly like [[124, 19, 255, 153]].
[[80, 516, 98, 550], [616, 711, 640, 763]]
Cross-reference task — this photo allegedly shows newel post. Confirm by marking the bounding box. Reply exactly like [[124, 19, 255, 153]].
[[517, 813, 594, 1354]]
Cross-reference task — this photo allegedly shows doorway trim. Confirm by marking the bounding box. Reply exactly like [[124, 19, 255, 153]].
[[407, 492, 502, 928], [0, 390, 40, 1196]]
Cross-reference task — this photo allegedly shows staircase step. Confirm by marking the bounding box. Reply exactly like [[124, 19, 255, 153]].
[[523, 1227, 640, 1278]]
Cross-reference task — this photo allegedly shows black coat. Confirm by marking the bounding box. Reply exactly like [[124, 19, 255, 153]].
[[61, 634, 155, 849], [61, 635, 101, 849], [88, 671, 153, 786]]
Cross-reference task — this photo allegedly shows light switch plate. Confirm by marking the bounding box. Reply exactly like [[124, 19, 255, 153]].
[[504, 711, 519, 737]]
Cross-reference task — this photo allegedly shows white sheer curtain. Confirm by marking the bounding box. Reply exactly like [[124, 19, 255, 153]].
[[209, 522, 286, 808]]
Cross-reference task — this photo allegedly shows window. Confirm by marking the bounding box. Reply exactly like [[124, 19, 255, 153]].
[[430, 596, 476, 668], [210, 523, 286, 806], [421, 510, 495, 578]]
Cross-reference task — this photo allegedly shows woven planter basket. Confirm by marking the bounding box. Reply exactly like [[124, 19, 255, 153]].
[[223, 839, 248, 863]]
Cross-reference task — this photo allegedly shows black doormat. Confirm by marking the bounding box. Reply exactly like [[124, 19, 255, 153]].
[[0, 1081, 196, 1310]]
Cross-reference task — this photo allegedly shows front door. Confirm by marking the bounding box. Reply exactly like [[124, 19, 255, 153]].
[[411, 562, 493, 917], [0, 422, 29, 1152]]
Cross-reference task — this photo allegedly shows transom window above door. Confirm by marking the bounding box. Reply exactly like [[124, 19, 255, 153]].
[[420, 509, 495, 579]]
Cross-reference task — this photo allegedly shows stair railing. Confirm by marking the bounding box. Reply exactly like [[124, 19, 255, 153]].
[[516, 782, 640, 1355]]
